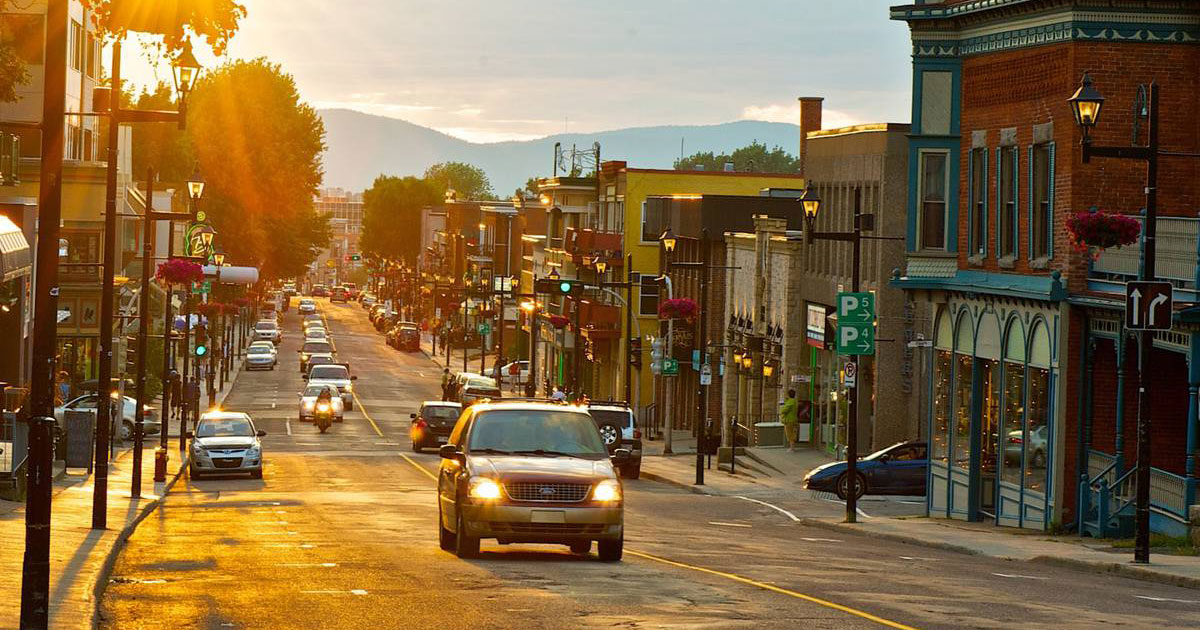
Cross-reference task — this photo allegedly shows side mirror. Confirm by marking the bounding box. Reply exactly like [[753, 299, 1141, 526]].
[[256, 430, 267, 437], [439, 444, 460, 460], [611, 448, 632, 464], [410, 413, 417, 419], [185, 431, 194, 439], [351, 375, 358, 380]]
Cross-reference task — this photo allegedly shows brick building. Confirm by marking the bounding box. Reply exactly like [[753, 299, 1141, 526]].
[[891, 0, 1200, 534]]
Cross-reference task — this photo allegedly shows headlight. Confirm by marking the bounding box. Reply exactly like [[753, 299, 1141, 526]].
[[301, 353, 309, 361], [245, 445, 261, 457], [344, 383, 352, 393], [304, 401, 315, 410], [468, 477, 502, 500], [317, 403, 330, 412], [592, 479, 621, 502], [192, 442, 207, 453]]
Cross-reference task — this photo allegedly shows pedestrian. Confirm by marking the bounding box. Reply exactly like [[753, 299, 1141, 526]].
[[55, 370, 70, 406], [441, 368, 452, 401], [550, 386, 566, 402], [185, 376, 201, 428], [169, 369, 182, 422], [780, 388, 800, 451]]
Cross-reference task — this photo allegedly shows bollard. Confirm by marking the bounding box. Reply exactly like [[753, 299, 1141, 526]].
[[153, 447, 168, 482]]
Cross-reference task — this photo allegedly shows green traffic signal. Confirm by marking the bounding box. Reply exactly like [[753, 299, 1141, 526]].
[[559, 281, 572, 293], [195, 344, 208, 357]]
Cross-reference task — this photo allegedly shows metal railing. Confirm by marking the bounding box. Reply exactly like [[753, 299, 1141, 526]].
[[1092, 216, 1200, 284], [1079, 449, 1191, 536]]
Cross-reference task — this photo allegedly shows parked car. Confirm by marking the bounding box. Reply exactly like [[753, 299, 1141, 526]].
[[387, 323, 420, 351], [245, 341, 278, 370], [437, 400, 628, 560], [368, 304, 387, 323], [342, 282, 358, 299], [311, 284, 329, 297], [298, 299, 317, 315], [587, 402, 642, 479], [299, 339, 335, 373], [54, 394, 160, 442], [803, 441, 928, 500], [253, 320, 282, 345], [330, 286, 349, 303], [499, 361, 530, 388], [410, 401, 462, 452], [1004, 424, 1048, 469], [188, 411, 266, 479], [449, 373, 501, 405], [305, 362, 356, 410], [298, 383, 344, 423], [360, 293, 376, 308]]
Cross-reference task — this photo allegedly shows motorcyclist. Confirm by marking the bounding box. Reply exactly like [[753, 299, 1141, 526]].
[[315, 386, 335, 432], [316, 385, 334, 408]]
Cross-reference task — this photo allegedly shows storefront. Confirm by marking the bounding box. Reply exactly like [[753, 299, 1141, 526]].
[[927, 297, 1062, 530]]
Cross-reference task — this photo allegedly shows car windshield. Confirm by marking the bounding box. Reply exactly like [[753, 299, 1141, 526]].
[[865, 443, 910, 461], [255, 322, 276, 331], [197, 417, 255, 438], [589, 409, 632, 429], [309, 366, 348, 380], [248, 346, 272, 354], [302, 341, 332, 354], [423, 405, 461, 419], [304, 385, 336, 397], [467, 410, 607, 458], [466, 376, 498, 389]]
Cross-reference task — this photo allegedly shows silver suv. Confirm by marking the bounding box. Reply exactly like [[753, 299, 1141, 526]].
[[588, 402, 642, 479]]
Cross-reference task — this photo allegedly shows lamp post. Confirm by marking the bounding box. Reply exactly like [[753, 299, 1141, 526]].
[[1067, 74, 1200, 563], [522, 298, 540, 397], [658, 229, 677, 455]]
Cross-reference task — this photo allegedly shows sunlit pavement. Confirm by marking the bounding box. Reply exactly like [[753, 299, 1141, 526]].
[[97, 298, 1200, 629]]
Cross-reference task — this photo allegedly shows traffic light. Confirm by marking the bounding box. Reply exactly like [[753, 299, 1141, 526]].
[[649, 337, 664, 375], [629, 337, 642, 369], [534, 277, 582, 296], [194, 324, 208, 357], [350, 253, 362, 262], [124, 336, 138, 372]]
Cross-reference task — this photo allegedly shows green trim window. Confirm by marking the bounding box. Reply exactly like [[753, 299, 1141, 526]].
[[1030, 143, 1054, 260], [968, 148, 987, 257], [998, 146, 1019, 259], [918, 151, 949, 251]]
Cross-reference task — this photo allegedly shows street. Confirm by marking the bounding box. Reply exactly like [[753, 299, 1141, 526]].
[[97, 299, 1200, 630]]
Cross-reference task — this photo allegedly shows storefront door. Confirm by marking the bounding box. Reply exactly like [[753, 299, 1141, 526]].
[[976, 359, 1000, 520]]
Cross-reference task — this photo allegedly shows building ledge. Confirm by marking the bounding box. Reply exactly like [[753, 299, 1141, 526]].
[[892, 269, 1068, 302]]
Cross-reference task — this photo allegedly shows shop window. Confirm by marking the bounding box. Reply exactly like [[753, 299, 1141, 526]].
[[968, 148, 987, 257], [932, 349, 952, 465], [1030, 143, 1054, 260], [953, 354, 973, 471], [1025, 367, 1050, 492], [998, 146, 1018, 259], [1001, 361, 1025, 487], [918, 151, 948, 251]]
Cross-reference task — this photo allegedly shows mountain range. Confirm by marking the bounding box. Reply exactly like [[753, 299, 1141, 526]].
[[318, 108, 802, 194]]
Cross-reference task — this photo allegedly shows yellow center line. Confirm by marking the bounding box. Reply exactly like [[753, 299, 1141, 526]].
[[625, 550, 921, 630], [351, 390, 385, 438], [400, 453, 439, 482]]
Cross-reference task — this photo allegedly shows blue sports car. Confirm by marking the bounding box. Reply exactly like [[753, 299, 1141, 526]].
[[803, 441, 927, 500]]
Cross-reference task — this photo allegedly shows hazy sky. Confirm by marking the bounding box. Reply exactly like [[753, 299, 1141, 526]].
[[124, 0, 913, 143]]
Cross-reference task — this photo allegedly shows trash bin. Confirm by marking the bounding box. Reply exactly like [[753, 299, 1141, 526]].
[[753, 421, 786, 447]]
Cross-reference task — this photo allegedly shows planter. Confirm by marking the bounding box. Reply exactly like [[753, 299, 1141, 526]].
[[156, 258, 204, 286], [547, 314, 570, 329], [658, 297, 698, 322], [1067, 211, 1141, 259]]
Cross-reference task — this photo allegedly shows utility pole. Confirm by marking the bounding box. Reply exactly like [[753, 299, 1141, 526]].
[[131, 170, 156, 499], [625, 253, 634, 404], [21, 1, 67, 626], [695, 230, 710, 485]]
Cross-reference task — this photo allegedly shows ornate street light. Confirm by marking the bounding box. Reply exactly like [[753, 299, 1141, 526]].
[[732, 348, 744, 368], [186, 166, 205, 202], [762, 360, 775, 380], [172, 40, 202, 102], [213, 252, 225, 267], [800, 187, 822, 221], [595, 259, 607, 275], [659, 227, 677, 253], [741, 353, 753, 371], [1068, 72, 1105, 138], [548, 267, 560, 281]]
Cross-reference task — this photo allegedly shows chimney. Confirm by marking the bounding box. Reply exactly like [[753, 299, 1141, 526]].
[[797, 96, 823, 176]]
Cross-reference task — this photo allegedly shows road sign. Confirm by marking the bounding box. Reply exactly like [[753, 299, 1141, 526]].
[[1125, 281, 1173, 331], [197, 281, 212, 295], [662, 358, 679, 376], [837, 292, 875, 324], [837, 322, 875, 355], [843, 361, 857, 388], [699, 364, 713, 386], [477, 322, 491, 335], [325, 259, 335, 268]]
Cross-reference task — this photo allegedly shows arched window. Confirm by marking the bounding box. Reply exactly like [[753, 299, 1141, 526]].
[[931, 308, 953, 464], [1025, 321, 1052, 493], [1001, 318, 1027, 489], [952, 309, 975, 471]]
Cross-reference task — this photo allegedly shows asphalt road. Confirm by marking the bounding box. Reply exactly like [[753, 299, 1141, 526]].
[[99, 298, 1200, 629]]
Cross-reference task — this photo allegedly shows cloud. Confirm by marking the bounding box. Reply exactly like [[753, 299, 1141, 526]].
[[740, 103, 863, 130]]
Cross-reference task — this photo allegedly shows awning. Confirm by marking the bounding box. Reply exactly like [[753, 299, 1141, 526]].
[[0, 215, 31, 282]]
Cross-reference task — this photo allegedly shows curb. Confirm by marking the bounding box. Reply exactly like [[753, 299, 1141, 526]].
[[89, 454, 188, 629], [637, 469, 714, 496], [795, 517, 1200, 591]]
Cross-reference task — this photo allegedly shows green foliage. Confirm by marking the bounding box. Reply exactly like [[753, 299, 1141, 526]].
[[125, 82, 191, 181], [523, 178, 539, 197], [0, 9, 33, 103], [361, 175, 440, 264], [674, 141, 801, 174], [424, 162, 494, 201], [185, 58, 329, 281], [84, 0, 246, 56]]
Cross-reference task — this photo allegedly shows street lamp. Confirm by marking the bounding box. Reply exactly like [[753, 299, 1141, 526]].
[[762, 360, 775, 380], [660, 227, 677, 253], [548, 267, 560, 281], [800, 187, 823, 244], [733, 348, 744, 367], [172, 40, 201, 101], [186, 166, 206, 205], [595, 260, 608, 275], [741, 353, 753, 371], [1067, 72, 1105, 138], [213, 252, 226, 267]]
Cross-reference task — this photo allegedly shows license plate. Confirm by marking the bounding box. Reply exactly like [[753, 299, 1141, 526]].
[[530, 510, 566, 524], [435, 436, 447, 443]]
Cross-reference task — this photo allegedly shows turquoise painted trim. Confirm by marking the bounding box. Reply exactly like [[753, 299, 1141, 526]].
[[1048, 142, 1056, 259], [906, 57, 962, 254], [1115, 333, 1127, 475], [995, 147, 1003, 257], [967, 148, 989, 257], [1076, 316, 1091, 533], [893, 269, 1067, 302], [1187, 335, 1199, 508], [1027, 145, 1035, 262]]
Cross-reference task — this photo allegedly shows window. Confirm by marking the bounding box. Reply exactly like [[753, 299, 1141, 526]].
[[1031, 143, 1053, 260], [1001, 361, 1024, 488], [633, 272, 659, 316], [968, 149, 986, 256], [931, 350, 951, 465], [952, 354, 973, 471], [999, 147, 1018, 259], [69, 20, 84, 72], [641, 201, 664, 243], [1025, 367, 1050, 493], [86, 33, 96, 77], [918, 152, 947, 250], [61, 229, 100, 263]]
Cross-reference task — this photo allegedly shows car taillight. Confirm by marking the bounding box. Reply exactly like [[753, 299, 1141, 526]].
[[416, 419, 428, 429], [633, 429, 642, 439]]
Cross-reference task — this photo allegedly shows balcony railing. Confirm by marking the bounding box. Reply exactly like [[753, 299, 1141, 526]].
[[1091, 216, 1200, 290]]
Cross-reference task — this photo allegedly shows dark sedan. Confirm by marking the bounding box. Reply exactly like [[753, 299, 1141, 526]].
[[410, 401, 463, 452], [803, 441, 927, 500]]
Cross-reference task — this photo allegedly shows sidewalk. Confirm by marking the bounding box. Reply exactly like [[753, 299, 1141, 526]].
[[635, 434, 1200, 590], [0, 359, 244, 630]]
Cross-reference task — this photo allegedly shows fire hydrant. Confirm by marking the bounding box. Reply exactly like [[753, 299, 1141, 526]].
[[153, 447, 168, 482]]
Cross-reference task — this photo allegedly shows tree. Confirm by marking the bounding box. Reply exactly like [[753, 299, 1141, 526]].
[[84, 0, 246, 55], [424, 162, 494, 201], [674, 141, 801, 173], [184, 58, 329, 280], [360, 175, 440, 264], [0, 8, 34, 102], [124, 82, 191, 181]]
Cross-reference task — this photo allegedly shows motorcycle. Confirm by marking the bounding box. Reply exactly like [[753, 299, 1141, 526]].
[[314, 400, 333, 433]]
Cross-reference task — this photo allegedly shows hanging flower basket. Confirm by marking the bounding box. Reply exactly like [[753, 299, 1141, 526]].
[[1067, 211, 1141, 259], [477, 308, 496, 319], [156, 258, 204, 286], [658, 298, 698, 322], [547, 314, 570, 329], [195, 302, 221, 317], [233, 297, 251, 308]]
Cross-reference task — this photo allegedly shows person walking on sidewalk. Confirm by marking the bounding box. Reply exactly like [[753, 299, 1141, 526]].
[[780, 389, 799, 451], [441, 368, 452, 401]]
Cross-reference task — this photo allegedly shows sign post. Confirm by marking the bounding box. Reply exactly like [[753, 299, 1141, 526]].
[[1125, 281, 1173, 331]]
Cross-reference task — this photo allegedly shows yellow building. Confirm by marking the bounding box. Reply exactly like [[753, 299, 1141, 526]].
[[591, 162, 807, 414]]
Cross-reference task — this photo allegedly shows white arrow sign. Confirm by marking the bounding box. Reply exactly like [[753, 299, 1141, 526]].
[[1129, 288, 1143, 326], [1148, 293, 1169, 327]]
